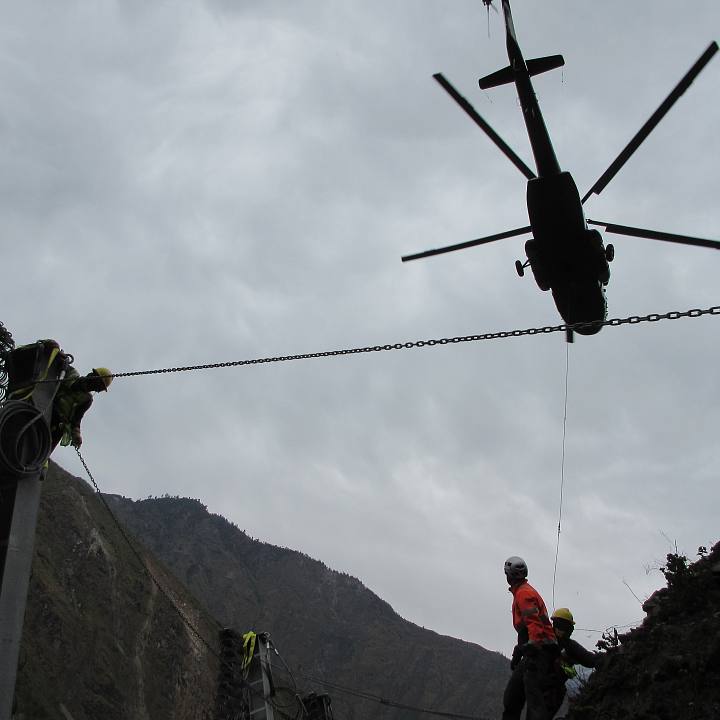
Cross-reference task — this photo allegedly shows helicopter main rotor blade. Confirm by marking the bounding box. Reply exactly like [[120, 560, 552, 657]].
[[433, 73, 536, 180], [401, 225, 532, 262], [588, 220, 720, 251], [581, 41, 718, 204]]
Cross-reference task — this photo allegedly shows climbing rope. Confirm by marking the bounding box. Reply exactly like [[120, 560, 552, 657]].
[[0, 401, 51, 477], [75, 448, 214, 644], [74, 448, 304, 719], [76, 445, 491, 720]]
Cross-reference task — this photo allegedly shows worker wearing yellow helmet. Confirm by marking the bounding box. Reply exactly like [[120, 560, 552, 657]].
[[548, 608, 598, 716], [52, 364, 113, 449], [5, 339, 113, 452]]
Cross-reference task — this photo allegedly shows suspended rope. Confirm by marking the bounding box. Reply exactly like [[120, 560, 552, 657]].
[[75, 446, 491, 720], [73, 448, 283, 715], [49, 304, 719, 383], [576, 620, 643, 634], [75, 448, 217, 642], [267, 657, 488, 720], [552, 343, 570, 610]]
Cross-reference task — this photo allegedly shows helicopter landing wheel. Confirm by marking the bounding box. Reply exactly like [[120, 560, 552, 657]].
[[515, 260, 525, 277], [606, 244, 615, 262]]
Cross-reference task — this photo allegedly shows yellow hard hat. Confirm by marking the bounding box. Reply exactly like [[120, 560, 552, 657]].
[[552, 608, 575, 624], [92, 367, 113, 390]]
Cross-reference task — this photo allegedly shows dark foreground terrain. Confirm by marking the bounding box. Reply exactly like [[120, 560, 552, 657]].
[[569, 542, 720, 720]]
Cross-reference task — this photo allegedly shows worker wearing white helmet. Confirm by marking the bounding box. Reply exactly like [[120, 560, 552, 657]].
[[502, 556, 558, 720]]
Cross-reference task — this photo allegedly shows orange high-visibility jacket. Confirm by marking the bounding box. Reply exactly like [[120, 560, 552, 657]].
[[509, 579, 556, 645]]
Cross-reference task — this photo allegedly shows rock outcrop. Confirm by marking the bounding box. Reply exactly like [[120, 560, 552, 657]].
[[14, 463, 219, 720], [569, 542, 720, 720]]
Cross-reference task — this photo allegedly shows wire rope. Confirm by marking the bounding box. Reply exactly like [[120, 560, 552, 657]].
[[73, 448, 280, 715], [552, 342, 570, 610], [575, 620, 643, 634], [73, 449, 493, 720], [267, 659, 488, 720]]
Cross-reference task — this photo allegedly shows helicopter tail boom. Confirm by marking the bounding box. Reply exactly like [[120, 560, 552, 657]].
[[479, 54, 565, 90]]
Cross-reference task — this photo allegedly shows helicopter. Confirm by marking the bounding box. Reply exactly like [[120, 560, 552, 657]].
[[402, 0, 720, 339]]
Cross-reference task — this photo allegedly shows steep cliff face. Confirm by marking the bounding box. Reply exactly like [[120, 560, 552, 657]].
[[16, 460, 719, 720], [14, 462, 219, 720], [106, 491, 509, 720], [569, 542, 720, 720], [14, 461, 508, 719]]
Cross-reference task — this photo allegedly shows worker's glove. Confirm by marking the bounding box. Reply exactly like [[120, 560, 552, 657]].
[[510, 644, 523, 670], [71, 429, 83, 449]]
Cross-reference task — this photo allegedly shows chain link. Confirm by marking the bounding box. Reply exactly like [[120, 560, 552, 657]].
[[109, 305, 720, 380]]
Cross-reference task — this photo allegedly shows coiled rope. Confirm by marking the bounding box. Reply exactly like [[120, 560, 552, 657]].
[[0, 400, 51, 478]]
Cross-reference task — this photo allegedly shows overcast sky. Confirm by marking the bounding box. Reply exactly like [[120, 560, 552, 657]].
[[3, 0, 719, 660]]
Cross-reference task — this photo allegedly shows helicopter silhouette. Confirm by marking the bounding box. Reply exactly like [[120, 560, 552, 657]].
[[402, 0, 720, 339]]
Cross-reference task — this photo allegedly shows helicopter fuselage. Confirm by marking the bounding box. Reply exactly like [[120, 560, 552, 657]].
[[404, 3, 719, 335], [499, 0, 609, 333]]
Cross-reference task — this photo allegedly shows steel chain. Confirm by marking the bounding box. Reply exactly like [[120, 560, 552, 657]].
[[107, 305, 720, 380]]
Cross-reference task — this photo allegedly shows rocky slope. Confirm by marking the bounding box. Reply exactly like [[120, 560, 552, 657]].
[[568, 542, 720, 720], [14, 462, 219, 720], [107, 490, 509, 720], [17, 461, 720, 719], [15, 462, 508, 719]]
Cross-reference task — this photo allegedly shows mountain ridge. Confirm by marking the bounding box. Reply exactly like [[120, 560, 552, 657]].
[[16, 462, 508, 719], [106, 486, 509, 719], [14, 462, 219, 720]]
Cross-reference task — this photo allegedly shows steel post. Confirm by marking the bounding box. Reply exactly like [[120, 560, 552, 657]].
[[0, 472, 42, 720], [0, 341, 65, 720]]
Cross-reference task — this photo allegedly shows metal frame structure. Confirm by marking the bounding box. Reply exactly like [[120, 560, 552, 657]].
[[0, 341, 66, 720]]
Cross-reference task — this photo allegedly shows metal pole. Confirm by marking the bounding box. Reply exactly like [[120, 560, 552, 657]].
[[0, 341, 65, 720], [0, 472, 43, 720], [258, 635, 276, 720]]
